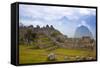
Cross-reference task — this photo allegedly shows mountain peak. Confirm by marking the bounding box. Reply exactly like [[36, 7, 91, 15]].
[[74, 25, 93, 38]]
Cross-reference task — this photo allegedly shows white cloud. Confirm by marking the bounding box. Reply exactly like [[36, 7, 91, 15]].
[[19, 4, 96, 37], [79, 8, 96, 15], [20, 19, 45, 27], [77, 20, 91, 30], [19, 5, 79, 22], [19, 4, 96, 23]]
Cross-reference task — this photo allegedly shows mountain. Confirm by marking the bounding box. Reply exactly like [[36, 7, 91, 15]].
[[19, 24, 66, 49], [19, 24, 95, 49], [74, 25, 93, 38]]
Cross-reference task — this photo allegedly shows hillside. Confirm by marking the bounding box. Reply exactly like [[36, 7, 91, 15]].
[[19, 24, 66, 49], [19, 23, 96, 64], [19, 23, 96, 50]]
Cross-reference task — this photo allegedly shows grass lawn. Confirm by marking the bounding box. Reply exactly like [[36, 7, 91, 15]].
[[19, 45, 96, 64]]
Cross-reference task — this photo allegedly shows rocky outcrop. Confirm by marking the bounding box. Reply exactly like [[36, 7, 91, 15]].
[[19, 24, 66, 49], [19, 23, 96, 50]]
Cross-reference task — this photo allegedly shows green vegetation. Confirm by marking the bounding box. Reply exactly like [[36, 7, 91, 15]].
[[19, 24, 96, 64], [51, 31, 61, 37], [19, 45, 96, 64]]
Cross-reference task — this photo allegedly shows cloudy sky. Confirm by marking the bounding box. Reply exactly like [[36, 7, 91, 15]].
[[19, 4, 96, 38]]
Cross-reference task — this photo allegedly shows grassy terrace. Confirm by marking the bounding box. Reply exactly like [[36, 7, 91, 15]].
[[19, 45, 96, 64]]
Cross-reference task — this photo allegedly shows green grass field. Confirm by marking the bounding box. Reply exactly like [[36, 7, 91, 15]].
[[19, 45, 96, 64]]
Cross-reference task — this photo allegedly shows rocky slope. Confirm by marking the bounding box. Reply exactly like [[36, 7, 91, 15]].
[[19, 24, 66, 49]]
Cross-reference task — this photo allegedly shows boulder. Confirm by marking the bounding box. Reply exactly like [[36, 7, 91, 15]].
[[47, 53, 56, 61]]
